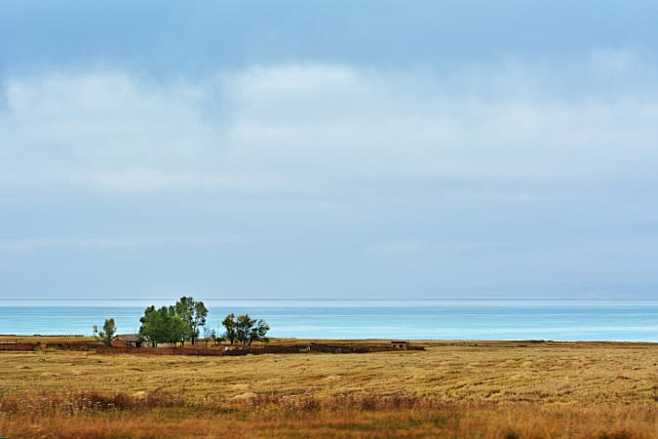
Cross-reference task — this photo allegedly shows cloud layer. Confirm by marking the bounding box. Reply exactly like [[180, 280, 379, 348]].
[[4, 55, 658, 195], [2, 53, 658, 299]]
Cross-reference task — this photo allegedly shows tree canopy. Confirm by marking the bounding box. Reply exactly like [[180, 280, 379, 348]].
[[221, 313, 237, 344], [174, 296, 208, 345], [138, 305, 187, 347], [223, 313, 270, 347], [136, 299, 271, 349]]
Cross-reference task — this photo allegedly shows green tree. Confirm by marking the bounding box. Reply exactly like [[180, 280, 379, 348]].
[[138, 305, 187, 347], [174, 296, 208, 345], [235, 314, 270, 347], [221, 313, 237, 344], [93, 318, 117, 347]]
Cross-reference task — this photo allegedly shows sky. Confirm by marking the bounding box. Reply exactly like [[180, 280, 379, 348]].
[[2, 1, 658, 301]]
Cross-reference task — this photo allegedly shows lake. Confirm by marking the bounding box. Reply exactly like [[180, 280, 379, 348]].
[[1, 300, 657, 341]]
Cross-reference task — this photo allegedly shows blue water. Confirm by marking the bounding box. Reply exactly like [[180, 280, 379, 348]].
[[1, 300, 658, 341]]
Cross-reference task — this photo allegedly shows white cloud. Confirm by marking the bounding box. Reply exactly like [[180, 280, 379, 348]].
[[84, 168, 285, 192], [2, 54, 658, 198], [0, 236, 240, 253], [365, 239, 425, 258], [2, 54, 658, 298], [0, 238, 137, 252], [223, 63, 658, 183]]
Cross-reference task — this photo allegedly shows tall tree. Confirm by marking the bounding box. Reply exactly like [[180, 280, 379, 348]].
[[93, 318, 116, 347], [221, 313, 237, 344], [174, 296, 208, 345]]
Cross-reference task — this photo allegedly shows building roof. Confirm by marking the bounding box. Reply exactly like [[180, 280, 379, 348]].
[[115, 334, 140, 342]]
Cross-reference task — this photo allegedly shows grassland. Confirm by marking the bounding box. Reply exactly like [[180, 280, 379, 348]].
[[2, 339, 658, 438]]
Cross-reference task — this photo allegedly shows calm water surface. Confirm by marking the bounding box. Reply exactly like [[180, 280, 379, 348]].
[[0, 300, 657, 341]]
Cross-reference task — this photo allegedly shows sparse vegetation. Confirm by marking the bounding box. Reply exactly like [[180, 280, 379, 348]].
[[1, 393, 657, 439], [92, 318, 116, 347]]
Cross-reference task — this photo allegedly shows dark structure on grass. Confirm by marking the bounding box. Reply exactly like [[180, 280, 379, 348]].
[[391, 340, 409, 350], [112, 334, 143, 348]]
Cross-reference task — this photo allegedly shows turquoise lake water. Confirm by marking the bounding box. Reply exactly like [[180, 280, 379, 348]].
[[1, 300, 657, 341]]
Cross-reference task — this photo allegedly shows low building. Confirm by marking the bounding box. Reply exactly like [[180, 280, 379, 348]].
[[111, 334, 142, 348], [391, 340, 409, 350]]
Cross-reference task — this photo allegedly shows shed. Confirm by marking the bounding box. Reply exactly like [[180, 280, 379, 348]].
[[112, 334, 142, 348], [391, 340, 409, 350]]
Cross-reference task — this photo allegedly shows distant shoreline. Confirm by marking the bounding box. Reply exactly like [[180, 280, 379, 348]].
[[3, 302, 658, 342]]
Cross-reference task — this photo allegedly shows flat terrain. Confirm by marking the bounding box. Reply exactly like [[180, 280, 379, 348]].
[[2, 340, 658, 404], [2, 340, 658, 438]]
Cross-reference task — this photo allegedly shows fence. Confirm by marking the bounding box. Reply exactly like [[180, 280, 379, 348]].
[[95, 342, 424, 356]]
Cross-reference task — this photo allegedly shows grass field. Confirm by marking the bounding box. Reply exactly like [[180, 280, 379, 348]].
[[2, 340, 658, 438]]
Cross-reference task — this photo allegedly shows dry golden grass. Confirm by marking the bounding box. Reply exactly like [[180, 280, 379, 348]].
[[2, 340, 658, 438], [2, 405, 657, 439], [2, 340, 658, 404]]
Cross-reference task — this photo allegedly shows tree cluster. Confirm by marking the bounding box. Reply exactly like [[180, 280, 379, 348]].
[[221, 313, 270, 346], [138, 297, 208, 347], [94, 297, 271, 349]]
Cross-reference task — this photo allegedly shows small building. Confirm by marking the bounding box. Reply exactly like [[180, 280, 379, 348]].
[[111, 334, 142, 348], [391, 340, 409, 350]]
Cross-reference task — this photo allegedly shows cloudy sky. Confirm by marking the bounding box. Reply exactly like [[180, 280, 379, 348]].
[[2, 1, 658, 301]]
